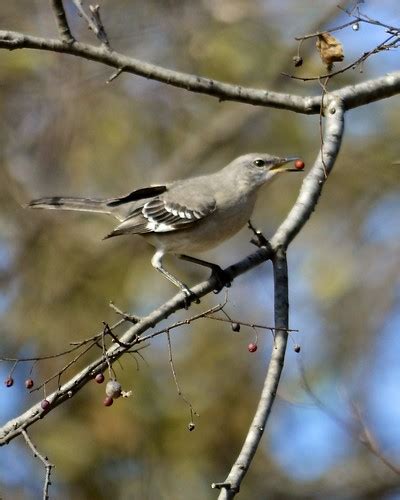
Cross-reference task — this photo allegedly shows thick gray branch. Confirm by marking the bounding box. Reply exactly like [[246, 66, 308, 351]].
[[271, 97, 345, 248], [0, 29, 316, 114], [337, 72, 400, 110], [0, 30, 400, 113], [217, 249, 289, 500], [214, 99, 345, 498]]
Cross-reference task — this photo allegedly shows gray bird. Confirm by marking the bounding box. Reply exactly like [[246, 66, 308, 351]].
[[28, 153, 302, 302]]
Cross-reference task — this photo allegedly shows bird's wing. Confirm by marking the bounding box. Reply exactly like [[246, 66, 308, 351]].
[[106, 185, 167, 206], [105, 182, 216, 238]]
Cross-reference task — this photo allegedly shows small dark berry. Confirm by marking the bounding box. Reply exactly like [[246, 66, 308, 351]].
[[5, 377, 14, 387], [294, 344, 301, 353], [188, 422, 195, 432], [294, 159, 305, 170], [95, 373, 105, 384], [41, 399, 50, 410], [248, 343, 258, 353], [25, 378, 34, 389], [293, 55, 303, 67], [231, 322, 241, 332], [103, 396, 114, 407]]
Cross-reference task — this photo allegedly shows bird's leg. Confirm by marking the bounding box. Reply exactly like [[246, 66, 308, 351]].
[[247, 220, 271, 249], [178, 254, 231, 293], [151, 250, 200, 308]]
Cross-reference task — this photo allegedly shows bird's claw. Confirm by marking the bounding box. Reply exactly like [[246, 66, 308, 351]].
[[211, 266, 231, 294], [182, 286, 200, 309]]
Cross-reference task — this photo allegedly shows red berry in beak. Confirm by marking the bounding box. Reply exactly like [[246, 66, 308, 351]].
[[294, 160, 305, 170]]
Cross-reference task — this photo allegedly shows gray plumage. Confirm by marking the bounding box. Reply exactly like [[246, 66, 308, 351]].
[[28, 153, 301, 300]]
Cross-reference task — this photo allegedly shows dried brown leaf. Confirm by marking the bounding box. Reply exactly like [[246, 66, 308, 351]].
[[316, 32, 344, 71]]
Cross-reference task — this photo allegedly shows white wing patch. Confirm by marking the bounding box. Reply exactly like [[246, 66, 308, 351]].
[[106, 191, 216, 237], [146, 221, 176, 232], [142, 199, 198, 233]]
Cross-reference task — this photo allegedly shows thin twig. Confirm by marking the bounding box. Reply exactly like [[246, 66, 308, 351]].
[[103, 322, 132, 349], [247, 220, 270, 248], [89, 4, 110, 47], [339, 8, 400, 34], [203, 315, 298, 333], [72, 0, 110, 48], [22, 429, 54, 500], [70, 317, 126, 345], [295, 19, 360, 41], [350, 401, 400, 475], [101, 324, 116, 379], [1, 343, 90, 362], [106, 66, 125, 83], [31, 340, 99, 392], [283, 34, 399, 82], [300, 361, 400, 476], [166, 331, 198, 424], [109, 301, 140, 323], [138, 300, 227, 343]]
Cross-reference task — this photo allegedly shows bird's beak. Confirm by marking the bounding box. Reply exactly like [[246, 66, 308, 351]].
[[269, 157, 301, 172]]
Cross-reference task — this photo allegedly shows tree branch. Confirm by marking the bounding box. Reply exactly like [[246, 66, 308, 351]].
[[216, 249, 289, 499], [71, 1, 110, 48], [21, 429, 54, 500], [271, 97, 345, 248], [338, 72, 400, 110], [1, 7, 399, 496], [0, 101, 345, 446], [0, 246, 271, 445], [0, 29, 317, 114], [213, 98, 345, 498], [50, 0, 74, 43], [0, 29, 399, 114]]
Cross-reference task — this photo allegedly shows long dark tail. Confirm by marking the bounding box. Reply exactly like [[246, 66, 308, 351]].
[[27, 196, 111, 214]]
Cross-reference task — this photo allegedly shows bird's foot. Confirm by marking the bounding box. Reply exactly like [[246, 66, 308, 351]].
[[182, 286, 200, 309], [210, 265, 231, 294]]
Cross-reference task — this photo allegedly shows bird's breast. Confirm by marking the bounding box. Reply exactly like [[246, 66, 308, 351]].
[[143, 191, 257, 253]]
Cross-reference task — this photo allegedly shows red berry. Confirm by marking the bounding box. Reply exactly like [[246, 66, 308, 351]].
[[103, 396, 114, 407], [95, 373, 105, 384], [248, 343, 258, 353], [41, 399, 50, 410], [5, 377, 14, 387], [294, 159, 305, 170], [25, 378, 34, 389]]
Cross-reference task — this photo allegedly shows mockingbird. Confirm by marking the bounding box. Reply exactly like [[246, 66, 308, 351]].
[[28, 153, 302, 302]]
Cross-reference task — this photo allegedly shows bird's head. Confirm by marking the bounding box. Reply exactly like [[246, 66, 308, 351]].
[[226, 153, 303, 189]]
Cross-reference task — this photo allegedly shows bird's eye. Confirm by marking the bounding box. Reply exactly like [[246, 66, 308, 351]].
[[253, 158, 266, 167]]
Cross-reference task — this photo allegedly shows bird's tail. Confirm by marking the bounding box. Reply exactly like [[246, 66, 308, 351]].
[[27, 196, 111, 215]]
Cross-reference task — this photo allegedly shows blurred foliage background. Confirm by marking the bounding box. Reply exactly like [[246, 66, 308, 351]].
[[0, 1, 400, 499]]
